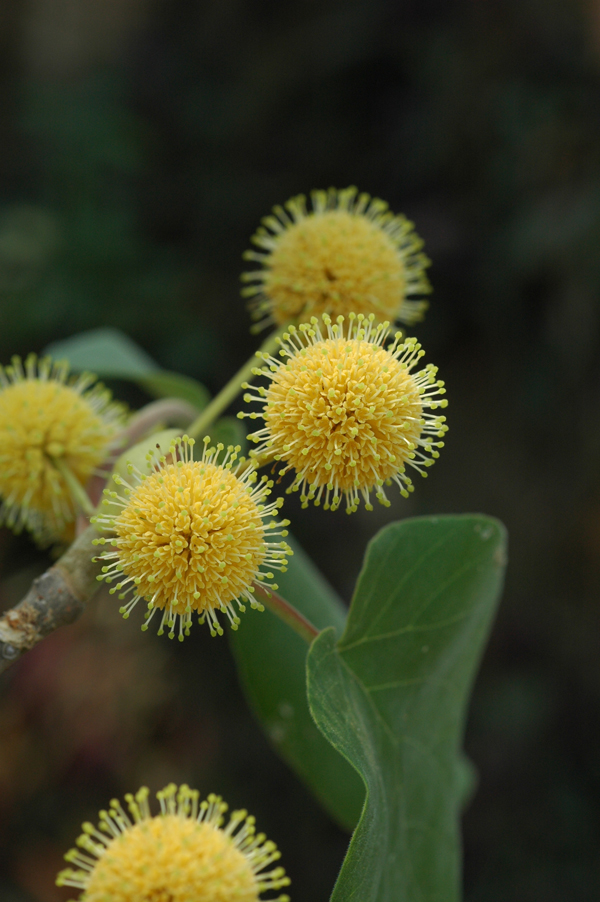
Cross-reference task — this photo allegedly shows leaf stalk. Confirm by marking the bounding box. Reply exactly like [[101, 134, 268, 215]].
[[252, 582, 320, 645]]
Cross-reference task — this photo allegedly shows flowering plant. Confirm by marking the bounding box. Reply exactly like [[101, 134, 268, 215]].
[[0, 189, 506, 902]]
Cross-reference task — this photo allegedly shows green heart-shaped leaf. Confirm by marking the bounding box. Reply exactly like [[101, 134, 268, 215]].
[[307, 514, 507, 902]]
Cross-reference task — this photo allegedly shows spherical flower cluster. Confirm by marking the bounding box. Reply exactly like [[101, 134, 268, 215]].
[[241, 186, 431, 331], [0, 354, 123, 543], [93, 435, 291, 640], [56, 783, 290, 902], [240, 313, 448, 513]]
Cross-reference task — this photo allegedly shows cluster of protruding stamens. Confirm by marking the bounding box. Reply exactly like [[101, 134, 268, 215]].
[[241, 186, 431, 331], [92, 435, 291, 640], [0, 353, 123, 543], [239, 312, 448, 513], [57, 783, 290, 902]]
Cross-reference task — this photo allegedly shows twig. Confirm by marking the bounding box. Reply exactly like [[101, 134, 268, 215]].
[[0, 525, 101, 675], [118, 398, 199, 447]]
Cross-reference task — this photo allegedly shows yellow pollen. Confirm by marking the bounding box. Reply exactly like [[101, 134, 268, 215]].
[[242, 315, 448, 512], [0, 355, 122, 542], [56, 785, 291, 902], [263, 210, 406, 324], [93, 437, 291, 639], [85, 816, 257, 902], [242, 187, 431, 330]]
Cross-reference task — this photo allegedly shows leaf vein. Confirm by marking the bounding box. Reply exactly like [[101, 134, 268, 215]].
[[362, 525, 462, 634], [342, 606, 469, 651]]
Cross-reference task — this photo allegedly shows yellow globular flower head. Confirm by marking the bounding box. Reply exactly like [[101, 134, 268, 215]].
[[240, 314, 448, 513], [56, 783, 291, 902], [241, 186, 431, 331], [0, 354, 124, 543], [93, 435, 292, 640]]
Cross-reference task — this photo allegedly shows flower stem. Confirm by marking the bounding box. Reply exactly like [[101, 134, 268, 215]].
[[52, 457, 96, 517], [187, 325, 288, 441], [252, 582, 319, 645]]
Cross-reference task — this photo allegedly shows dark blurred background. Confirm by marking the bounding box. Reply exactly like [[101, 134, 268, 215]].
[[0, 0, 600, 899]]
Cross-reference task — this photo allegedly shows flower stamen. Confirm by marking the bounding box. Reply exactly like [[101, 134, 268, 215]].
[[0, 354, 124, 543], [239, 313, 448, 513], [242, 187, 431, 330], [93, 435, 291, 639], [56, 784, 291, 902]]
